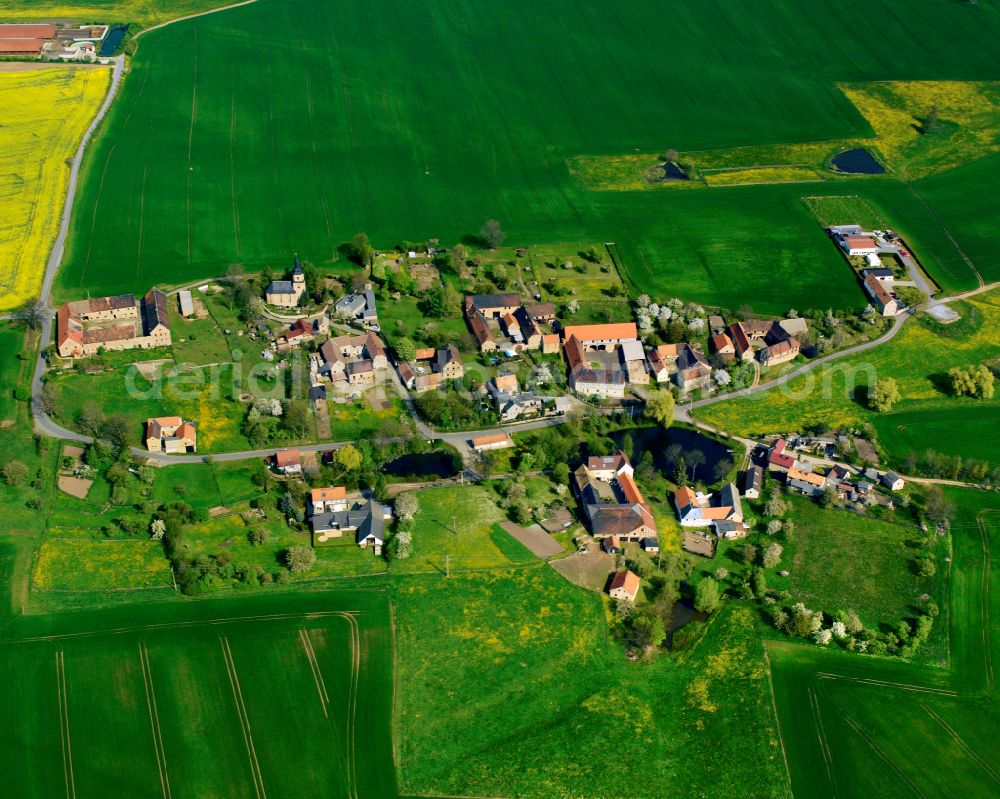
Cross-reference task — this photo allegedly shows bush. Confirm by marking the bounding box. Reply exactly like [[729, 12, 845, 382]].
[[247, 527, 269, 546]]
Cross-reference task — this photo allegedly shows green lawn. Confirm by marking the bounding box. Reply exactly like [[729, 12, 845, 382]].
[[55, 0, 1000, 311], [151, 462, 224, 510], [783, 498, 931, 629], [32, 538, 173, 590], [169, 303, 232, 366], [389, 485, 518, 574]]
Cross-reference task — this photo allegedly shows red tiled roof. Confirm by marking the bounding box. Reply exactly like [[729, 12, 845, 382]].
[[275, 449, 301, 467], [561, 322, 637, 343], [311, 487, 346, 502], [610, 569, 640, 597]]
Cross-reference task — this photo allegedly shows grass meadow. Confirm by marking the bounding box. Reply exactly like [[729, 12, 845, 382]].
[[767, 486, 1000, 799], [55, 0, 1000, 311], [0, 66, 109, 311], [695, 288, 1000, 465]]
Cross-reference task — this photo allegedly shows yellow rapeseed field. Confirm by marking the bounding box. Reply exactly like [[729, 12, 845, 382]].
[[703, 166, 823, 187], [0, 66, 109, 311], [0, 0, 229, 26]]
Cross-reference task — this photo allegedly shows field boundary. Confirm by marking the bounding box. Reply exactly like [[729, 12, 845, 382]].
[[55, 650, 76, 799], [138, 641, 172, 799], [219, 635, 267, 799]]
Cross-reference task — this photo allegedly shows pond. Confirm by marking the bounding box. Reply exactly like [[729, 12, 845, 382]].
[[617, 425, 733, 484], [382, 450, 460, 480], [645, 160, 688, 183], [99, 26, 128, 56], [665, 598, 708, 650], [830, 148, 885, 175]]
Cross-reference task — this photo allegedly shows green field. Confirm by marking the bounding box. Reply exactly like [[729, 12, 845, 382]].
[[0, 585, 399, 798], [55, 0, 1000, 311], [767, 487, 1000, 799]]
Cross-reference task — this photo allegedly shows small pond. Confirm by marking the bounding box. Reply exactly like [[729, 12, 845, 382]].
[[99, 25, 128, 56], [615, 425, 733, 484], [383, 450, 460, 480], [665, 598, 708, 650], [645, 160, 688, 183], [830, 148, 885, 175]]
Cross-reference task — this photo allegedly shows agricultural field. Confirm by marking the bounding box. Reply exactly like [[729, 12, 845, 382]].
[[767, 486, 1000, 799], [694, 288, 1000, 465], [56, 0, 1000, 312], [0, 66, 109, 311], [0, 588, 399, 798], [0, 0, 231, 25]]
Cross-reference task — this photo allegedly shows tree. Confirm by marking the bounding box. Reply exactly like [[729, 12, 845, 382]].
[[395, 491, 419, 522], [102, 413, 132, 447], [390, 530, 412, 560], [138, 465, 156, 485], [948, 364, 995, 399], [766, 519, 783, 536], [713, 458, 733, 483], [870, 377, 901, 412], [924, 486, 956, 528], [765, 486, 788, 517], [282, 400, 310, 437], [686, 449, 705, 481], [351, 232, 374, 267], [247, 527, 269, 546], [814, 628, 833, 646], [694, 577, 720, 613], [17, 299, 46, 331], [333, 444, 363, 474], [790, 602, 822, 638], [1, 461, 27, 486], [762, 542, 783, 568], [645, 390, 675, 427], [480, 219, 505, 249], [566, 299, 580, 316], [284, 545, 316, 573], [740, 543, 758, 566], [225, 264, 251, 311], [149, 519, 166, 540], [395, 337, 417, 363], [664, 148, 679, 163]]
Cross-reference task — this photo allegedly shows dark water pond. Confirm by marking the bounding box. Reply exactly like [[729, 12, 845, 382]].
[[383, 450, 460, 479], [616, 426, 732, 484], [830, 148, 885, 175], [665, 599, 708, 649], [99, 26, 128, 56]]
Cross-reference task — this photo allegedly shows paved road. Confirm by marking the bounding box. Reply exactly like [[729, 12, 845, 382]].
[[30, 56, 125, 440]]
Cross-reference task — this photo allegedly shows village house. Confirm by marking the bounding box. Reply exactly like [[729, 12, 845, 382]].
[[767, 438, 797, 473], [709, 314, 726, 335], [465, 292, 522, 319], [863, 272, 900, 316], [274, 449, 302, 475], [467, 309, 497, 352], [309, 486, 348, 515], [711, 332, 735, 363], [397, 344, 464, 392], [641, 537, 659, 553], [646, 342, 711, 391], [487, 374, 570, 421], [608, 569, 641, 603], [786, 467, 826, 497], [524, 302, 556, 323], [564, 335, 626, 398], [839, 234, 880, 257], [471, 432, 514, 452], [673, 484, 745, 538], [310, 498, 390, 553], [560, 323, 639, 398], [318, 332, 388, 387], [728, 319, 803, 368], [144, 416, 196, 454], [573, 452, 657, 542], [56, 289, 171, 358], [881, 471, 905, 491], [743, 464, 764, 499], [541, 333, 560, 354], [333, 289, 379, 328], [861, 267, 895, 284], [619, 340, 649, 384], [284, 315, 328, 347], [265, 259, 306, 308]]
